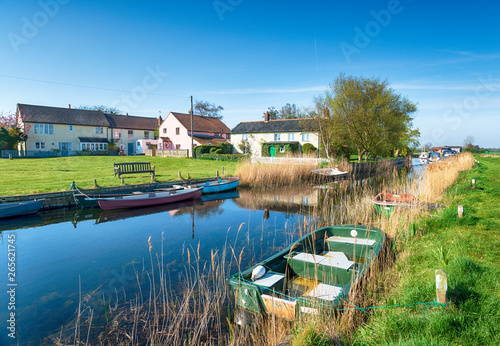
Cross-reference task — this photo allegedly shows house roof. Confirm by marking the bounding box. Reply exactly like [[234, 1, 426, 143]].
[[193, 135, 229, 146], [231, 118, 320, 134], [170, 112, 231, 134], [17, 103, 111, 127], [105, 113, 158, 131], [78, 137, 109, 143]]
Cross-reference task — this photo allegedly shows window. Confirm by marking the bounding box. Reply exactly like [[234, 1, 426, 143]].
[[137, 141, 141, 147], [242, 134, 248, 140], [288, 133, 295, 141], [128, 130, 133, 139], [33, 124, 53, 135], [274, 133, 281, 141], [69, 125, 73, 131], [59, 142, 72, 151], [80, 143, 107, 151], [175, 144, 181, 149], [215, 132, 220, 137], [279, 145, 285, 153], [35, 142, 45, 150], [163, 128, 167, 134], [114, 129, 121, 139], [302, 133, 310, 142], [144, 131, 149, 139], [95, 127, 103, 135], [175, 127, 180, 135]]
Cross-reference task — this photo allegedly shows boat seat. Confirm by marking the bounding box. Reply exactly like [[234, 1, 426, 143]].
[[261, 294, 296, 319], [327, 236, 376, 246], [305, 283, 343, 301], [291, 252, 354, 270], [253, 273, 285, 288]]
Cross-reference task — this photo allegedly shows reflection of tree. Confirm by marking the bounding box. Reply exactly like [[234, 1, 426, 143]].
[[172, 200, 225, 218]]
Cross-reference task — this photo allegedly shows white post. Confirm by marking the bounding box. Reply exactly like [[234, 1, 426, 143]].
[[435, 269, 448, 304], [458, 205, 464, 218]]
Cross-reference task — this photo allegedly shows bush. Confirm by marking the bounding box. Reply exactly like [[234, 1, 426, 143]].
[[198, 153, 249, 161], [301, 143, 317, 154], [209, 147, 218, 154], [194, 145, 215, 158]]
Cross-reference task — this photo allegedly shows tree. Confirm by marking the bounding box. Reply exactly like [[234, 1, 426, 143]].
[[0, 112, 28, 150], [191, 100, 224, 119], [262, 103, 306, 120], [463, 135, 475, 150], [263, 106, 279, 120], [77, 105, 121, 114], [324, 74, 419, 162]]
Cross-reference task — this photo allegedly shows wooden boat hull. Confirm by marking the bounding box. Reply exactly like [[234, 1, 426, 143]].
[[0, 200, 44, 219], [372, 193, 419, 217], [191, 177, 240, 194], [228, 224, 384, 319], [97, 187, 203, 210]]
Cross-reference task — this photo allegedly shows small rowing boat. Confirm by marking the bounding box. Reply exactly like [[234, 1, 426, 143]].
[[0, 200, 44, 219], [97, 187, 203, 210], [228, 224, 384, 321], [179, 177, 240, 194], [372, 193, 419, 217]]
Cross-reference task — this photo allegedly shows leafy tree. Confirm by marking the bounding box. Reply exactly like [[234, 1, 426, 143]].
[[301, 143, 317, 154], [0, 112, 28, 150], [191, 100, 224, 119], [237, 139, 252, 155], [77, 105, 121, 114], [263, 106, 279, 120], [324, 74, 419, 162], [262, 103, 306, 120]]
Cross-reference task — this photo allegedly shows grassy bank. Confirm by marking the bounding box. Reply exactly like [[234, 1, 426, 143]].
[[0, 156, 237, 196], [348, 156, 500, 345]]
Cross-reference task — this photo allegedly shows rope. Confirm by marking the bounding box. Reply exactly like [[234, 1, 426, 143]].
[[234, 277, 448, 313], [70, 182, 96, 208]]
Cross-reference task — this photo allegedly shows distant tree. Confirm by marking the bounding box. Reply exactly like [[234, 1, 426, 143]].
[[263, 106, 279, 120], [324, 74, 419, 162], [422, 142, 432, 152], [262, 103, 306, 120], [191, 100, 224, 119], [77, 105, 121, 114], [463, 135, 475, 150], [0, 112, 28, 150]]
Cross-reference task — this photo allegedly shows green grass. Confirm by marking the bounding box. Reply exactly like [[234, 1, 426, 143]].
[[0, 156, 237, 196], [351, 156, 500, 345]]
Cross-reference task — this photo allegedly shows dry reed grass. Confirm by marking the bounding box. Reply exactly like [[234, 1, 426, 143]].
[[61, 153, 473, 345]]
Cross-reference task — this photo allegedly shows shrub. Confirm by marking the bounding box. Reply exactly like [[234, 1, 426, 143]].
[[301, 143, 317, 154], [198, 153, 249, 161], [194, 145, 215, 158]]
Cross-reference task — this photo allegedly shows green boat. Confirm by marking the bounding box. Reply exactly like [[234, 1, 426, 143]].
[[228, 225, 385, 320], [372, 193, 419, 217]]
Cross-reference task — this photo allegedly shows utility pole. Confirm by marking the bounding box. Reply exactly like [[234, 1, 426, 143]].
[[190, 96, 194, 158]]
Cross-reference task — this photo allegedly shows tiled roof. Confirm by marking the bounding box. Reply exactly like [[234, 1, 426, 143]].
[[78, 137, 109, 143], [193, 136, 229, 146], [231, 118, 320, 134], [17, 104, 111, 127], [170, 112, 231, 134], [105, 113, 159, 131]]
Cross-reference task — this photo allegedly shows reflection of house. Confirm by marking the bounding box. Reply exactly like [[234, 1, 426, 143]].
[[17, 103, 159, 156], [158, 112, 231, 157], [230, 112, 320, 157]]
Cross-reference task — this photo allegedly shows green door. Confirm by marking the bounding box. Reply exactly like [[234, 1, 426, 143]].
[[270, 146, 276, 157], [128, 143, 134, 155]]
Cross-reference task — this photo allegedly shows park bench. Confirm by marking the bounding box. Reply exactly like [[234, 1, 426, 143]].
[[114, 162, 155, 178]]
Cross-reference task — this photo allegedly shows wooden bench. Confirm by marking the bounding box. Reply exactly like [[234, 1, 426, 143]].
[[114, 162, 155, 178]]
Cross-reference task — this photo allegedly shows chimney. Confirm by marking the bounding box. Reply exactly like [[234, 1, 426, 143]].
[[158, 115, 163, 125], [264, 111, 269, 122], [68, 104, 71, 109]]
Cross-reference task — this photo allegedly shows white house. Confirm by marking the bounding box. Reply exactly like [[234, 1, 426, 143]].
[[158, 112, 231, 157], [230, 112, 320, 157]]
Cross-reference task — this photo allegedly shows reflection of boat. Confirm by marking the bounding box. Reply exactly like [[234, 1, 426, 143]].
[[74, 186, 181, 208], [97, 187, 203, 210], [97, 198, 203, 223], [183, 177, 240, 194], [372, 193, 419, 217], [228, 225, 384, 320], [419, 152, 428, 164], [200, 189, 240, 202], [0, 213, 43, 231], [0, 199, 44, 219], [311, 168, 349, 181]]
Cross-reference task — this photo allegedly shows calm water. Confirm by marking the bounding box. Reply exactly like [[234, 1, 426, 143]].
[[0, 187, 315, 344], [0, 159, 423, 344]]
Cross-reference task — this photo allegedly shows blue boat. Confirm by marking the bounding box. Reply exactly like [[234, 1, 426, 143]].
[[191, 177, 240, 194], [0, 200, 44, 219]]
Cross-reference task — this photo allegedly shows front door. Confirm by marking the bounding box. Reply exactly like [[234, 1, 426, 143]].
[[270, 146, 276, 157], [128, 143, 134, 155]]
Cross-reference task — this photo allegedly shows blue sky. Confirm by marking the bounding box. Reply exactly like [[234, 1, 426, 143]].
[[1, 0, 499, 147]]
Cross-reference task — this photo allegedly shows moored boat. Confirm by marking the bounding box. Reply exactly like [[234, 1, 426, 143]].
[[228, 224, 384, 320], [97, 187, 203, 210], [180, 177, 240, 194], [311, 168, 349, 181], [0, 199, 44, 219], [372, 192, 419, 217]]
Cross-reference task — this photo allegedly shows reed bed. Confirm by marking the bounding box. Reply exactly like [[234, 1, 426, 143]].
[[60, 154, 473, 345]]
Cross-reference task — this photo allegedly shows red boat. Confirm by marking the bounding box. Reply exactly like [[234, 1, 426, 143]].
[[97, 187, 203, 210], [372, 193, 419, 217]]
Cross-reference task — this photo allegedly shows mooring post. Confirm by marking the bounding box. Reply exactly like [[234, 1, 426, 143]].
[[216, 170, 219, 177], [121, 177, 125, 185], [187, 173, 190, 179], [435, 269, 448, 304], [458, 205, 464, 218], [222, 166, 224, 175], [94, 179, 97, 188], [151, 175, 154, 183], [9, 153, 12, 159], [472, 179, 476, 188], [178, 172, 181, 179]]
